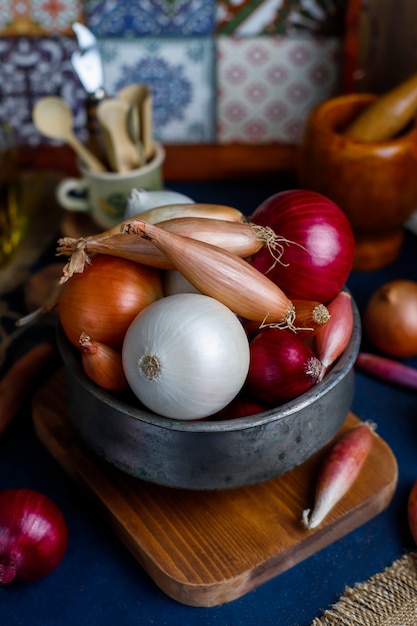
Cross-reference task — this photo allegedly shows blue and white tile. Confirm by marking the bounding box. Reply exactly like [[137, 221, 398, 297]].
[[86, 0, 215, 36], [0, 37, 87, 146], [100, 37, 216, 143]]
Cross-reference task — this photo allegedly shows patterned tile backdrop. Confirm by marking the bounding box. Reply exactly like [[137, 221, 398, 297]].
[[0, 0, 347, 147]]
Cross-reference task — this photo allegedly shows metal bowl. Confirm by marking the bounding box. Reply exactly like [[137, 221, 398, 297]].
[[57, 298, 361, 490]]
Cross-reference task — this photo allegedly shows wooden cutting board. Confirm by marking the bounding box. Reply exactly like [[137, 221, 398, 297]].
[[32, 369, 398, 607]]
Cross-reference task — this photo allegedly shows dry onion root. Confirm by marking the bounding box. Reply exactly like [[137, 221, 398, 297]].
[[124, 219, 296, 327], [57, 218, 290, 282]]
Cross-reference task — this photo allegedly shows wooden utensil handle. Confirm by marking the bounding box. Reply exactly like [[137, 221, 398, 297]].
[[85, 93, 109, 168], [345, 73, 417, 142]]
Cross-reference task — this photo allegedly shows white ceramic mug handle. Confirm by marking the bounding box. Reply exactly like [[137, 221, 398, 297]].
[[56, 178, 90, 212]]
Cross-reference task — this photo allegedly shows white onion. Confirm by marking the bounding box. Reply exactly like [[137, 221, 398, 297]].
[[122, 293, 250, 419]]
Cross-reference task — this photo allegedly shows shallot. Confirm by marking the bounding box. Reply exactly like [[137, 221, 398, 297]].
[[0, 488, 68, 583], [79, 332, 129, 392], [57, 218, 278, 278], [292, 299, 330, 337], [126, 219, 295, 327], [355, 352, 417, 391], [302, 421, 375, 530], [314, 290, 353, 379]]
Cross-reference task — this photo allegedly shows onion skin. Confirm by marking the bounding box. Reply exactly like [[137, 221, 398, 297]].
[[246, 328, 323, 404], [250, 190, 355, 303], [364, 279, 417, 358], [79, 332, 129, 392], [314, 291, 353, 378], [85, 203, 247, 238], [58, 255, 163, 350], [408, 479, 417, 545], [122, 294, 251, 420], [0, 488, 68, 583], [127, 220, 295, 326], [292, 299, 330, 337], [57, 218, 265, 279], [302, 422, 375, 530]]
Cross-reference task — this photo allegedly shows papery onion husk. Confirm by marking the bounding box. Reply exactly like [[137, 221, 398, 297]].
[[246, 328, 323, 404], [79, 332, 129, 392], [125, 220, 295, 327], [250, 190, 355, 303], [57, 218, 274, 280]]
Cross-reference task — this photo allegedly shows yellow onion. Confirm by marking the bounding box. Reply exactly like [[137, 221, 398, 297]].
[[58, 255, 163, 349]]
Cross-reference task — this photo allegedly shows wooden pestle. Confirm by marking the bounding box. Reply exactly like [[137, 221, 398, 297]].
[[344, 72, 417, 142]]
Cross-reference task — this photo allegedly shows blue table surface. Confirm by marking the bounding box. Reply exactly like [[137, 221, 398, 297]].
[[1, 176, 417, 626]]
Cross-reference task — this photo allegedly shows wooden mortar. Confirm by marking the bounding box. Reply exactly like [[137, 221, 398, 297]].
[[298, 93, 417, 270]]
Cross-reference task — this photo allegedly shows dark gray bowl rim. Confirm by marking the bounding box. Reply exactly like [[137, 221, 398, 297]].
[[57, 294, 361, 434]]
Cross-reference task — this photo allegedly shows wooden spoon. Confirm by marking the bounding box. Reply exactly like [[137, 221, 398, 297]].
[[97, 98, 142, 172], [345, 72, 417, 142], [32, 96, 106, 173], [118, 84, 154, 160]]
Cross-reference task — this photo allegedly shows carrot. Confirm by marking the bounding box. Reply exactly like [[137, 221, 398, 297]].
[[0, 342, 56, 436]]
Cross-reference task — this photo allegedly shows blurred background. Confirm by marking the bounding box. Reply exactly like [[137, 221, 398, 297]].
[[0, 0, 351, 150]]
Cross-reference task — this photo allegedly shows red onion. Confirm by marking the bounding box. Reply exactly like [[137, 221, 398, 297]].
[[245, 328, 323, 404], [0, 488, 68, 584], [249, 190, 355, 303], [211, 392, 268, 420]]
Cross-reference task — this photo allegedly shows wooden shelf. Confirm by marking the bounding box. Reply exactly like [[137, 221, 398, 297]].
[[18, 143, 298, 181]]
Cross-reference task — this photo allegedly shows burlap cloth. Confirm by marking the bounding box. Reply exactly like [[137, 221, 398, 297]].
[[311, 551, 417, 625]]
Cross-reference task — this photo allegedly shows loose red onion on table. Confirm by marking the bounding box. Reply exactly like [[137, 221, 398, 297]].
[[0, 488, 68, 584], [249, 190, 355, 303], [245, 328, 323, 405]]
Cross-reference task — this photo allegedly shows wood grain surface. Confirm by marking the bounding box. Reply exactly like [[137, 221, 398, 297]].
[[32, 369, 398, 607]]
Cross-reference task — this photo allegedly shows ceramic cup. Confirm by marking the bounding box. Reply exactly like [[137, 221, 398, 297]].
[[0, 122, 26, 268], [298, 94, 417, 270], [56, 142, 165, 229]]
